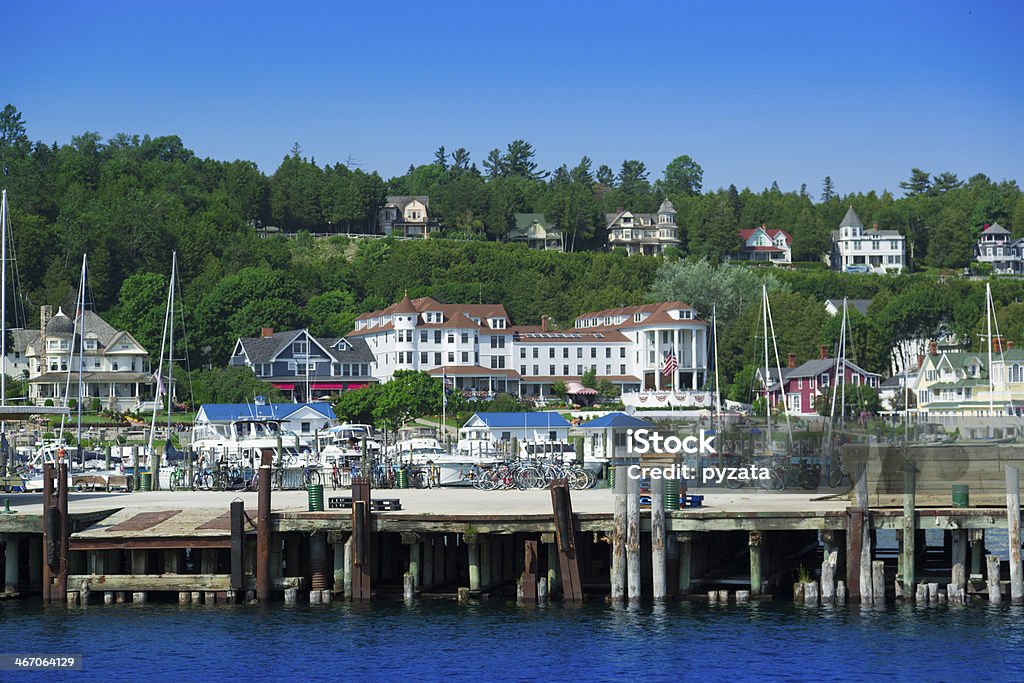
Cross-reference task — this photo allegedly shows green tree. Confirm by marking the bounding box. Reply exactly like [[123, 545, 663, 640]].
[[108, 271, 168, 354], [899, 168, 932, 197], [372, 370, 445, 432], [655, 155, 703, 197], [188, 366, 285, 405]]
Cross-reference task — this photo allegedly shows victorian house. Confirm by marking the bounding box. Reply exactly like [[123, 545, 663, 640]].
[[378, 196, 440, 238], [605, 200, 680, 255]]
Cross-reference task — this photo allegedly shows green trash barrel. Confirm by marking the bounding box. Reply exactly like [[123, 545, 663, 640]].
[[139, 472, 152, 492], [308, 484, 324, 512], [608, 465, 615, 490], [952, 484, 969, 508], [396, 469, 408, 489], [664, 478, 680, 510]]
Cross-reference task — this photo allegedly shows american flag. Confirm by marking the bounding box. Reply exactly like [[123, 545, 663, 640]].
[[662, 351, 678, 376]]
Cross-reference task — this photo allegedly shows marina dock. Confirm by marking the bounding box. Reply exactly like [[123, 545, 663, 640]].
[[3, 465, 1022, 607]]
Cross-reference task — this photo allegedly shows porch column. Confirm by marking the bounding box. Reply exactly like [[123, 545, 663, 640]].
[[691, 329, 699, 390], [655, 330, 661, 391], [673, 329, 680, 391]]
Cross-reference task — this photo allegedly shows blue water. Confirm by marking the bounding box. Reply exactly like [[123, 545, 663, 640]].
[[2, 599, 1022, 682]]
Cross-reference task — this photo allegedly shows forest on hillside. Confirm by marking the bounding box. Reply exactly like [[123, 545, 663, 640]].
[[2, 103, 1023, 399]]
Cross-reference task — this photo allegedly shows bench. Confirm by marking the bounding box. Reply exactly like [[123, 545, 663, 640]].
[[0, 476, 25, 492], [106, 475, 132, 492], [328, 497, 402, 512], [72, 475, 108, 492]]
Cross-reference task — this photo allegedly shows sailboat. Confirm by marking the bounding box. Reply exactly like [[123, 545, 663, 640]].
[[145, 251, 182, 489]]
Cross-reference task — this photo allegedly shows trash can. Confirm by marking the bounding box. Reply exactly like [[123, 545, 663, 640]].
[[952, 484, 969, 508], [396, 469, 409, 489], [308, 484, 324, 512], [140, 472, 152, 492], [608, 465, 615, 490], [664, 478, 680, 510]]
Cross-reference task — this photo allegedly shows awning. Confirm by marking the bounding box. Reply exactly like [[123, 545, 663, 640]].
[[566, 381, 598, 395], [273, 383, 296, 391], [311, 383, 350, 390]]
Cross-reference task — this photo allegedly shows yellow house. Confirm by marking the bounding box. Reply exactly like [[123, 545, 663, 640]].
[[912, 347, 1024, 427]]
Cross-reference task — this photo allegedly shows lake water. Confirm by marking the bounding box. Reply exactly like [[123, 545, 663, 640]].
[[2, 598, 1022, 682]]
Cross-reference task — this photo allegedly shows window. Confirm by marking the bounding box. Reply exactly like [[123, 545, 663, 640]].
[[576, 348, 583, 358], [549, 365, 555, 375], [461, 352, 469, 363], [577, 365, 583, 374], [549, 348, 555, 358], [564, 365, 570, 375], [490, 356, 505, 369], [293, 340, 308, 355], [447, 332, 455, 344], [521, 365, 527, 375], [605, 365, 611, 374], [461, 331, 469, 344], [591, 348, 597, 358], [820, 373, 829, 386], [520, 348, 526, 358], [532, 348, 539, 359], [420, 352, 428, 364], [533, 365, 539, 375], [606, 348, 612, 358], [434, 331, 442, 344], [301, 422, 311, 434], [448, 352, 455, 363], [620, 364, 626, 374], [434, 353, 442, 365], [420, 330, 428, 343], [798, 378, 803, 389]]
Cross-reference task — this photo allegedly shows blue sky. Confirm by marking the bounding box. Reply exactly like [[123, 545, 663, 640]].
[[4, 0, 1022, 195]]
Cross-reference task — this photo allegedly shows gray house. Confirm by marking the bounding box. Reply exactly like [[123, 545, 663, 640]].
[[229, 328, 376, 401]]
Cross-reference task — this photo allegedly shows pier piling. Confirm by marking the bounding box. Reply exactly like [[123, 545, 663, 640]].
[[901, 462, 916, 597], [468, 536, 480, 592], [986, 554, 1002, 603], [951, 529, 967, 594], [651, 476, 666, 601], [611, 469, 626, 601], [256, 449, 272, 603], [4, 534, 18, 593], [1005, 465, 1023, 603], [626, 474, 640, 601], [748, 531, 763, 596]]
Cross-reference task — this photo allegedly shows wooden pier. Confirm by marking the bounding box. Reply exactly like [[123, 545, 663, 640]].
[[2, 466, 1024, 607]]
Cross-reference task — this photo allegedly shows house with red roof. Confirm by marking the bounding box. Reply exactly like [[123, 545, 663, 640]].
[[731, 225, 793, 264]]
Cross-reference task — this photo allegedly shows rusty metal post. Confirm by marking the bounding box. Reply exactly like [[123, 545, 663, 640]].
[[57, 461, 69, 601], [256, 449, 272, 602], [230, 500, 244, 593]]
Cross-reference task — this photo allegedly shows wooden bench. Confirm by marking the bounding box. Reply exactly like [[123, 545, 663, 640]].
[[328, 497, 402, 512], [106, 475, 132, 492], [0, 476, 25, 492]]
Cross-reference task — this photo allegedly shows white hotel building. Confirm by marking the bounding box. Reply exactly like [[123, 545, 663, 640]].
[[349, 296, 710, 403], [829, 206, 906, 274]]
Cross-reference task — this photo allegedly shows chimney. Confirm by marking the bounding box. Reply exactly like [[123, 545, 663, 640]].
[[541, 315, 548, 332], [819, 345, 828, 360], [984, 223, 990, 230], [40, 305, 52, 339], [993, 336, 1005, 354], [929, 341, 938, 356], [261, 327, 274, 338], [787, 353, 797, 369]]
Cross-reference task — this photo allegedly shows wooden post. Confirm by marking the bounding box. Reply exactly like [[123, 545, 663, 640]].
[[309, 531, 328, 594], [915, 583, 927, 604], [332, 535, 346, 593], [230, 500, 244, 592], [986, 554, 1002, 603], [550, 480, 583, 602], [969, 529, 985, 578], [422, 536, 434, 590], [803, 581, 819, 606], [848, 463, 872, 603], [749, 531, 763, 596], [480, 538, 491, 589], [537, 576, 548, 603], [405, 533, 421, 591], [522, 539, 538, 602], [42, 463, 53, 603], [611, 467, 626, 601], [951, 529, 967, 594], [351, 476, 372, 601], [151, 442, 160, 491], [708, 589, 719, 603], [677, 533, 692, 595], [821, 546, 837, 605], [836, 581, 846, 605], [57, 461, 69, 602], [1006, 465, 1023, 603], [546, 540, 559, 599], [3, 535, 18, 593], [403, 573, 414, 603], [468, 537, 480, 591], [132, 446, 140, 492], [871, 560, 885, 604], [343, 537, 353, 599], [651, 476, 666, 601], [256, 449, 272, 603], [626, 472, 641, 601], [901, 461, 916, 597]]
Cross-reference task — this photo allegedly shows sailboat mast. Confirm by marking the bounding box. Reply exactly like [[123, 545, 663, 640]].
[[167, 251, 176, 438], [762, 285, 771, 446], [76, 255, 87, 470], [987, 283, 994, 420], [713, 304, 721, 423], [1, 190, 7, 413]]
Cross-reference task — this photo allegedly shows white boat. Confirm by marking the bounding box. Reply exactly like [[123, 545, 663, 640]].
[[319, 423, 381, 463], [192, 417, 307, 465]]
